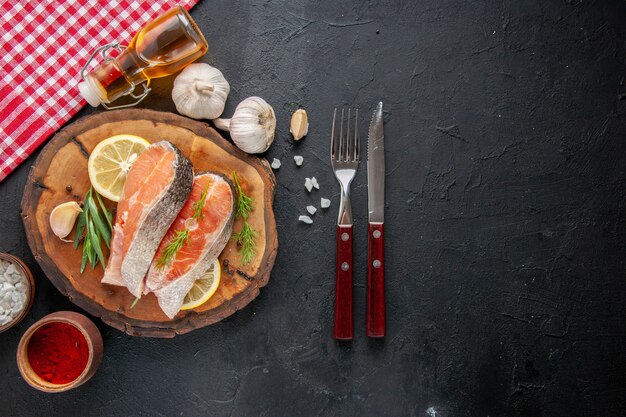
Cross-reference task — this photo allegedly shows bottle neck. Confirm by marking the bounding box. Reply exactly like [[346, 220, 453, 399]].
[[85, 51, 149, 104]]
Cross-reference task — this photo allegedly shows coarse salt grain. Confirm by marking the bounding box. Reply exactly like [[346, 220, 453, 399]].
[[311, 177, 319, 189], [320, 198, 331, 208], [0, 259, 28, 326], [294, 155, 303, 166], [299, 215, 313, 224], [306, 205, 317, 215], [304, 178, 313, 192], [271, 158, 281, 169]]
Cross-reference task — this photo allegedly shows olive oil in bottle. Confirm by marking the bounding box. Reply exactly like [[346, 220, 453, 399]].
[[79, 6, 208, 109]]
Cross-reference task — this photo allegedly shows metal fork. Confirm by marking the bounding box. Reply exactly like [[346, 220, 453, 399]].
[[330, 108, 359, 340]]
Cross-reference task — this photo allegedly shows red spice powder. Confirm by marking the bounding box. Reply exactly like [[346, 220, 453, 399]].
[[26, 322, 89, 384]]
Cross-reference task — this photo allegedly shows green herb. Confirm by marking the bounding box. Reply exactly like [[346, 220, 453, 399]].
[[95, 189, 113, 230], [231, 222, 257, 265], [231, 171, 257, 265], [156, 229, 190, 269], [130, 297, 140, 309], [232, 171, 254, 220], [75, 187, 113, 273], [192, 182, 210, 221]]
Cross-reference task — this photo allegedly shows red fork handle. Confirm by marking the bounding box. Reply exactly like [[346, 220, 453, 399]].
[[367, 223, 385, 337], [334, 225, 353, 340]]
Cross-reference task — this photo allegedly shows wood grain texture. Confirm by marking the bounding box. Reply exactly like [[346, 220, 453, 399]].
[[20, 109, 278, 337]]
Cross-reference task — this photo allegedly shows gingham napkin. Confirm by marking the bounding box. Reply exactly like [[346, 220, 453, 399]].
[[0, 0, 198, 183]]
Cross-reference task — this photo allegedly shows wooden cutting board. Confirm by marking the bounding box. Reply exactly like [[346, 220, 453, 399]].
[[21, 109, 277, 337]]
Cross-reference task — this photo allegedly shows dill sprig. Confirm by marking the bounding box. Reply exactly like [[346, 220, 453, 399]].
[[156, 229, 190, 269], [231, 222, 257, 265], [155, 181, 210, 269], [233, 171, 254, 220], [192, 182, 210, 221], [74, 187, 113, 273], [231, 171, 257, 265]]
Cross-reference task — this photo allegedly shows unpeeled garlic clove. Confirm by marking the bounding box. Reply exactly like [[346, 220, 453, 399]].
[[290, 108, 309, 141], [50, 201, 82, 240]]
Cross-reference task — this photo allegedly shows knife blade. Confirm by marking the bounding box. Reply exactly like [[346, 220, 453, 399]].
[[367, 102, 385, 223], [366, 101, 385, 337]]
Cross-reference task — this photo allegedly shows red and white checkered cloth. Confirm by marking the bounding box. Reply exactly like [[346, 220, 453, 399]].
[[0, 0, 199, 183]]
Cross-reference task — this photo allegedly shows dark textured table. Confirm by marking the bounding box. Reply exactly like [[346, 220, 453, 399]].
[[2, 1, 626, 416]]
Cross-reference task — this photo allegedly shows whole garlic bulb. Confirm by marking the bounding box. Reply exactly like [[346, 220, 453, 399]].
[[214, 96, 276, 154], [172, 63, 230, 120]]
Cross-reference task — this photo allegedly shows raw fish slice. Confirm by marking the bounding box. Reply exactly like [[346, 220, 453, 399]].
[[146, 172, 235, 318], [102, 141, 193, 297]]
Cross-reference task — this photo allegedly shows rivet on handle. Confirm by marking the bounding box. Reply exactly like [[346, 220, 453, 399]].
[[341, 233, 350, 241], [373, 230, 381, 238], [372, 260, 381, 268]]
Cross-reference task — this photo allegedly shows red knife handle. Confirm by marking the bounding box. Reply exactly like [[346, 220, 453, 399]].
[[334, 225, 353, 340], [367, 223, 385, 337]]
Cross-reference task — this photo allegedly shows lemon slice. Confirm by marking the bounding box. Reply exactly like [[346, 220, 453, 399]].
[[88, 134, 151, 202], [181, 260, 221, 310]]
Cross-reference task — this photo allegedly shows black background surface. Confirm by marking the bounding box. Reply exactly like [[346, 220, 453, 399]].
[[2, 1, 626, 416]]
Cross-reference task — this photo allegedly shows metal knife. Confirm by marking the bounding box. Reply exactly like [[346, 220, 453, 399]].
[[367, 101, 385, 337]]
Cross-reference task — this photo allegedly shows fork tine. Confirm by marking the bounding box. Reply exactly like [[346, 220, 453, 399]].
[[343, 107, 352, 162], [354, 109, 360, 162], [330, 108, 337, 160], [339, 108, 345, 161]]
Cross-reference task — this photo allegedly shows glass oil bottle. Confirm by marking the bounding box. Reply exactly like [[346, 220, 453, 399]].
[[79, 6, 208, 109]]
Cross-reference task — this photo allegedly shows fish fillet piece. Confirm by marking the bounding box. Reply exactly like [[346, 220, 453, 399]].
[[146, 172, 235, 318], [102, 141, 193, 298]]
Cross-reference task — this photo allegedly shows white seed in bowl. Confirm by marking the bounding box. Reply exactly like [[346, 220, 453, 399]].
[[294, 155, 303, 166], [320, 198, 331, 208], [306, 205, 317, 215], [299, 215, 313, 224], [271, 158, 281, 169]]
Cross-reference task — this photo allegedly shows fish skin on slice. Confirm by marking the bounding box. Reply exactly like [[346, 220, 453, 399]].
[[102, 141, 193, 298], [146, 172, 235, 318]]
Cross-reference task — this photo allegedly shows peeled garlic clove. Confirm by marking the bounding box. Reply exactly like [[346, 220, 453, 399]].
[[290, 108, 309, 141], [215, 96, 276, 154], [50, 201, 82, 240], [172, 63, 230, 120]]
